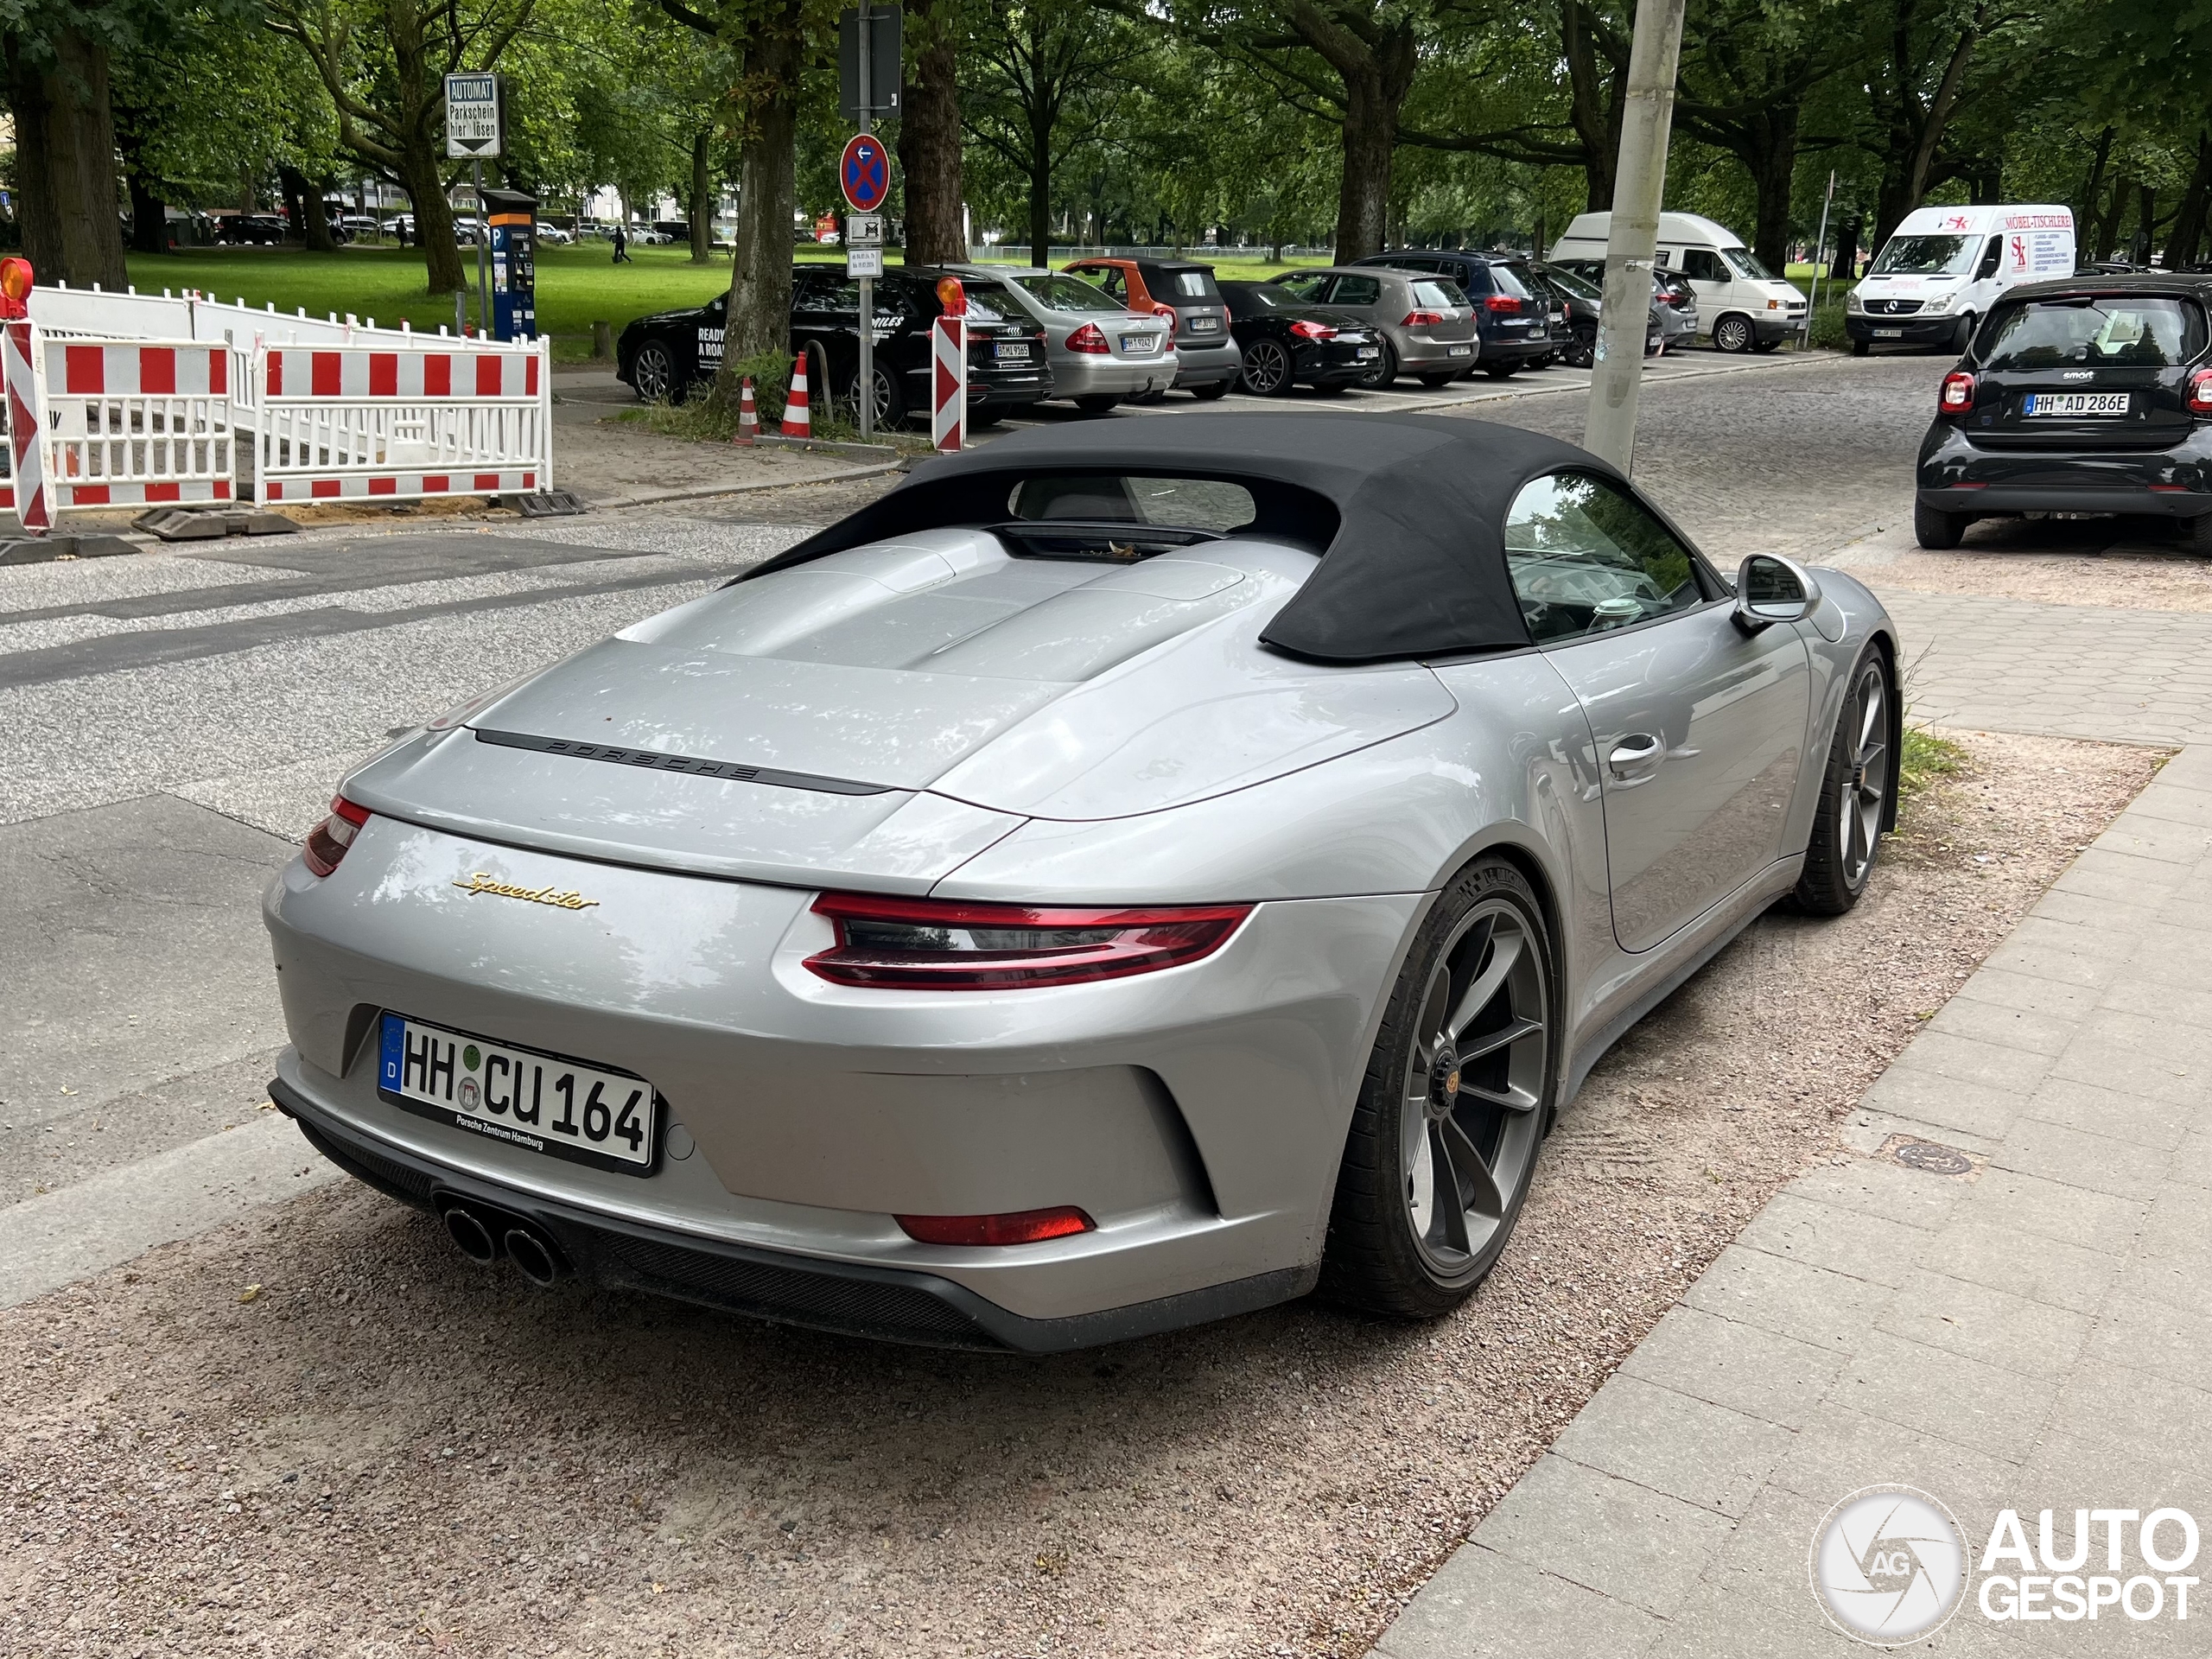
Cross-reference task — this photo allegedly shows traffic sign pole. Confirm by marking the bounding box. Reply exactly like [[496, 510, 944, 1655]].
[[857, 7, 873, 442]]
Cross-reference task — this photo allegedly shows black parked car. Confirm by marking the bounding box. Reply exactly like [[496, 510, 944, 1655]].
[[1915, 273, 2212, 555], [1217, 282, 1380, 394], [1350, 250, 1554, 377], [614, 266, 1052, 425], [1533, 261, 1668, 365]]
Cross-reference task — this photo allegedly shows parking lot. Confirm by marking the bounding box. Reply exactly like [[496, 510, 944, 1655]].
[[3, 350, 2205, 1655]]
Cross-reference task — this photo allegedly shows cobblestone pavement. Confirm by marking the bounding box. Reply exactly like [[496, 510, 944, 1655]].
[[1378, 748, 2212, 1657]]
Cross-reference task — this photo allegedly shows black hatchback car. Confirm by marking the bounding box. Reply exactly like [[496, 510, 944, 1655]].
[[1916, 274, 2212, 554], [614, 266, 1052, 426], [1216, 282, 1380, 394], [1351, 250, 1554, 377]]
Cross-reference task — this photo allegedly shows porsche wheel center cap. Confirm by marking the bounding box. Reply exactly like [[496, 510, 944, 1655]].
[[1428, 1048, 1462, 1117]]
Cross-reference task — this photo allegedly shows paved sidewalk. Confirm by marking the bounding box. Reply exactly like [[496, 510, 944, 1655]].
[[1378, 746, 2212, 1656]]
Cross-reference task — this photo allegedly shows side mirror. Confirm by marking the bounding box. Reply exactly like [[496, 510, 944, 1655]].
[[1733, 553, 1821, 632]]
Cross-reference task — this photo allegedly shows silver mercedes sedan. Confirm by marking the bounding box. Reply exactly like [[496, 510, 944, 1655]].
[[264, 416, 1899, 1351], [959, 265, 1177, 415]]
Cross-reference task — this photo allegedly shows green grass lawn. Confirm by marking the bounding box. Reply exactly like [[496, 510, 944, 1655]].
[[125, 243, 1338, 360]]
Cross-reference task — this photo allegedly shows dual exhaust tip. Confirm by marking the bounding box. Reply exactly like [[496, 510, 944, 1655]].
[[439, 1199, 568, 1287]]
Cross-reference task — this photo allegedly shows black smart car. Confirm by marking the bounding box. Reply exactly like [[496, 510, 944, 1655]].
[[1216, 282, 1379, 394], [1351, 250, 1554, 378], [614, 266, 1052, 425], [1916, 274, 2212, 554]]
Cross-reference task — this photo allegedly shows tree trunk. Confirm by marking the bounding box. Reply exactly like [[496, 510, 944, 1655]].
[[710, 0, 804, 412], [2163, 130, 2212, 274], [397, 136, 464, 295], [2076, 124, 2113, 246], [125, 167, 167, 254], [1561, 0, 1622, 211], [4, 28, 130, 287], [1743, 105, 1801, 275], [1333, 72, 1397, 261], [1831, 213, 1859, 281], [281, 166, 338, 251], [1028, 121, 1052, 268], [897, 0, 966, 263], [689, 129, 715, 263]]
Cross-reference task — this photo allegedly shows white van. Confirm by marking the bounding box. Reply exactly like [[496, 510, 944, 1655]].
[[1847, 204, 2075, 356], [1548, 211, 1807, 353]]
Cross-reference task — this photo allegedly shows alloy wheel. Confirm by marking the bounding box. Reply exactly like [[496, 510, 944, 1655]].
[[1243, 340, 1291, 395], [1398, 898, 1548, 1274], [1714, 315, 1751, 353], [1840, 660, 1888, 887], [633, 345, 672, 402]]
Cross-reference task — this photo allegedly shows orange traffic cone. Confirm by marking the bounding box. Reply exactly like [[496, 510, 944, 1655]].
[[735, 378, 758, 445], [780, 354, 811, 439]]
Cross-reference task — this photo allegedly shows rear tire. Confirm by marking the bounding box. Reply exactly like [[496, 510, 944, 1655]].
[[632, 342, 677, 404], [1483, 362, 1518, 380], [1417, 370, 1459, 388], [1796, 648, 1896, 915], [2191, 512, 2212, 557], [1191, 378, 1231, 401], [1321, 856, 1557, 1319], [1914, 499, 1966, 550], [1952, 312, 1977, 355], [1359, 340, 1399, 389], [1073, 394, 1121, 414], [967, 407, 1005, 429], [1851, 339, 1872, 357], [1566, 324, 1596, 368], [1240, 339, 1294, 396]]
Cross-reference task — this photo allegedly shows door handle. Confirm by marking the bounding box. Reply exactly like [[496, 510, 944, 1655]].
[[1607, 734, 1663, 783]]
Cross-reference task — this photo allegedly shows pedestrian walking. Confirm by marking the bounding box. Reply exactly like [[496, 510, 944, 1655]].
[[612, 225, 632, 264]]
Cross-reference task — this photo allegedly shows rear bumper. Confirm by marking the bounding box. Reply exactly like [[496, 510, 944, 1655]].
[[1918, 485, 2209, 518], [1918, 423, 2211, 512], [1169, 340, 1241, 385], [273, 1077, 1313, 1352], [1048, 353, 1178, 398], [1479, 336, 1553, 367]]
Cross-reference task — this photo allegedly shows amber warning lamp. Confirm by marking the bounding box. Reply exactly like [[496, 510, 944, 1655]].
[[936, 275, 966, 317], [0, 257, 34, 321]]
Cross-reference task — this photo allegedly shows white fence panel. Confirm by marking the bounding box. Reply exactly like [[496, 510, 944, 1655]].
[[41, 336, 238, 509]]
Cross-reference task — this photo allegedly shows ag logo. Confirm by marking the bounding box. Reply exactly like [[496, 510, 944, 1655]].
[[1809, 1485, 1967, 1645]]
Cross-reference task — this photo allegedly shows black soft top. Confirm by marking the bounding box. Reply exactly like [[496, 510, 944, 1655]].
[[737, 414, 1620, 663], [1995, 272, 2212, 304]]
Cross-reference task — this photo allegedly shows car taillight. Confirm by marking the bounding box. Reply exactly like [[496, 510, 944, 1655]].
[[302, 797, 370, 877], [804, 893, 1251, 989], [1151, 302, 1177, 336], [1939, 371, 1975, 414], [2190, 368, 2212, 416], [1402, 308, 1445, 327], [897, 1207, 1096, 1246], [1288, 318, 1336, 341], [1067, 322, 1110, 354], [1484, 295, 1522, 314]]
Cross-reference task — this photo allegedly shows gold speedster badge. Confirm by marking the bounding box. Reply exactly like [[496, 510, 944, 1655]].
[[451, 872, 600, 911]]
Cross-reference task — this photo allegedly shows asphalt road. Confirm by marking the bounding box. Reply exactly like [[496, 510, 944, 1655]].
[[0, 349, 1942, 1284]]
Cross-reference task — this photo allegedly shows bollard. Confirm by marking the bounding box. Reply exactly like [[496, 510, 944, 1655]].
[[591, 319, 613, 359]]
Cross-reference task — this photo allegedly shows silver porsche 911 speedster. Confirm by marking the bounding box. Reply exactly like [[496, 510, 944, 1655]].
[[264, 414, 1899, 1351]]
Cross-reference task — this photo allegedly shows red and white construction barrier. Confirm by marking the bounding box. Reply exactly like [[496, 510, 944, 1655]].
[[931, 316, 967, 453], [0, 269, 555, 529], [254, 340, 549, 505]]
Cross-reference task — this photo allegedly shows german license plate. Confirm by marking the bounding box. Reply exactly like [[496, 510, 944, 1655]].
[[1120, 334, 1158, 354], [1186, 316, 1220, 333], [2025, 391, 2129, 417], [1356, 346, 1379, 359], [1448, 344, 1473, 357], [378, 1012, 658, 1173], [1874, 328, 1903, 339], [994, 341, 1031, 360]]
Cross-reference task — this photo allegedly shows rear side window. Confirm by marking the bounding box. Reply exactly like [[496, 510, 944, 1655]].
[[1332, 276, 1382, 306], [1453, 263, 1494, 295], [1412, 280, 1465, 308], [1504, 473, 1708, 644], [1167, 270, 1218, 300], [1273, 271, 1333, 302], [1010, 474, 1258, 534], [1489, 264, 1533, 300], [1980, 297, 2204, 370]]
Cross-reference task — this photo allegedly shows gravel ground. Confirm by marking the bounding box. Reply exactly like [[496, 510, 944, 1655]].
[[0, 728, 2161, 1659]]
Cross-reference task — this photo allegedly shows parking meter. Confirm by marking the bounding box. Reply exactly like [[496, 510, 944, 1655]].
[[484, 188, 537, 340]]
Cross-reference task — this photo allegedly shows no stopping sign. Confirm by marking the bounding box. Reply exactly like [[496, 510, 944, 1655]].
[[841, 134, 891, 213]]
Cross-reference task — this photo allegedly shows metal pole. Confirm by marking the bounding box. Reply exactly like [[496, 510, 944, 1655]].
[[856, 5, 874, 442], [1582, 0, 1689, 475], [1803, 170, 1836, 348], [474, 158, 490, 338]]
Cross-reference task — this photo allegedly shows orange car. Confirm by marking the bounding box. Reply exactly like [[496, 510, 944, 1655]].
[[1061, 257, 1242, 398]]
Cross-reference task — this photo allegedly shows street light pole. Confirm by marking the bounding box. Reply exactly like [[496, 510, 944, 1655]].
[[1582, 0, 1689, 475]]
